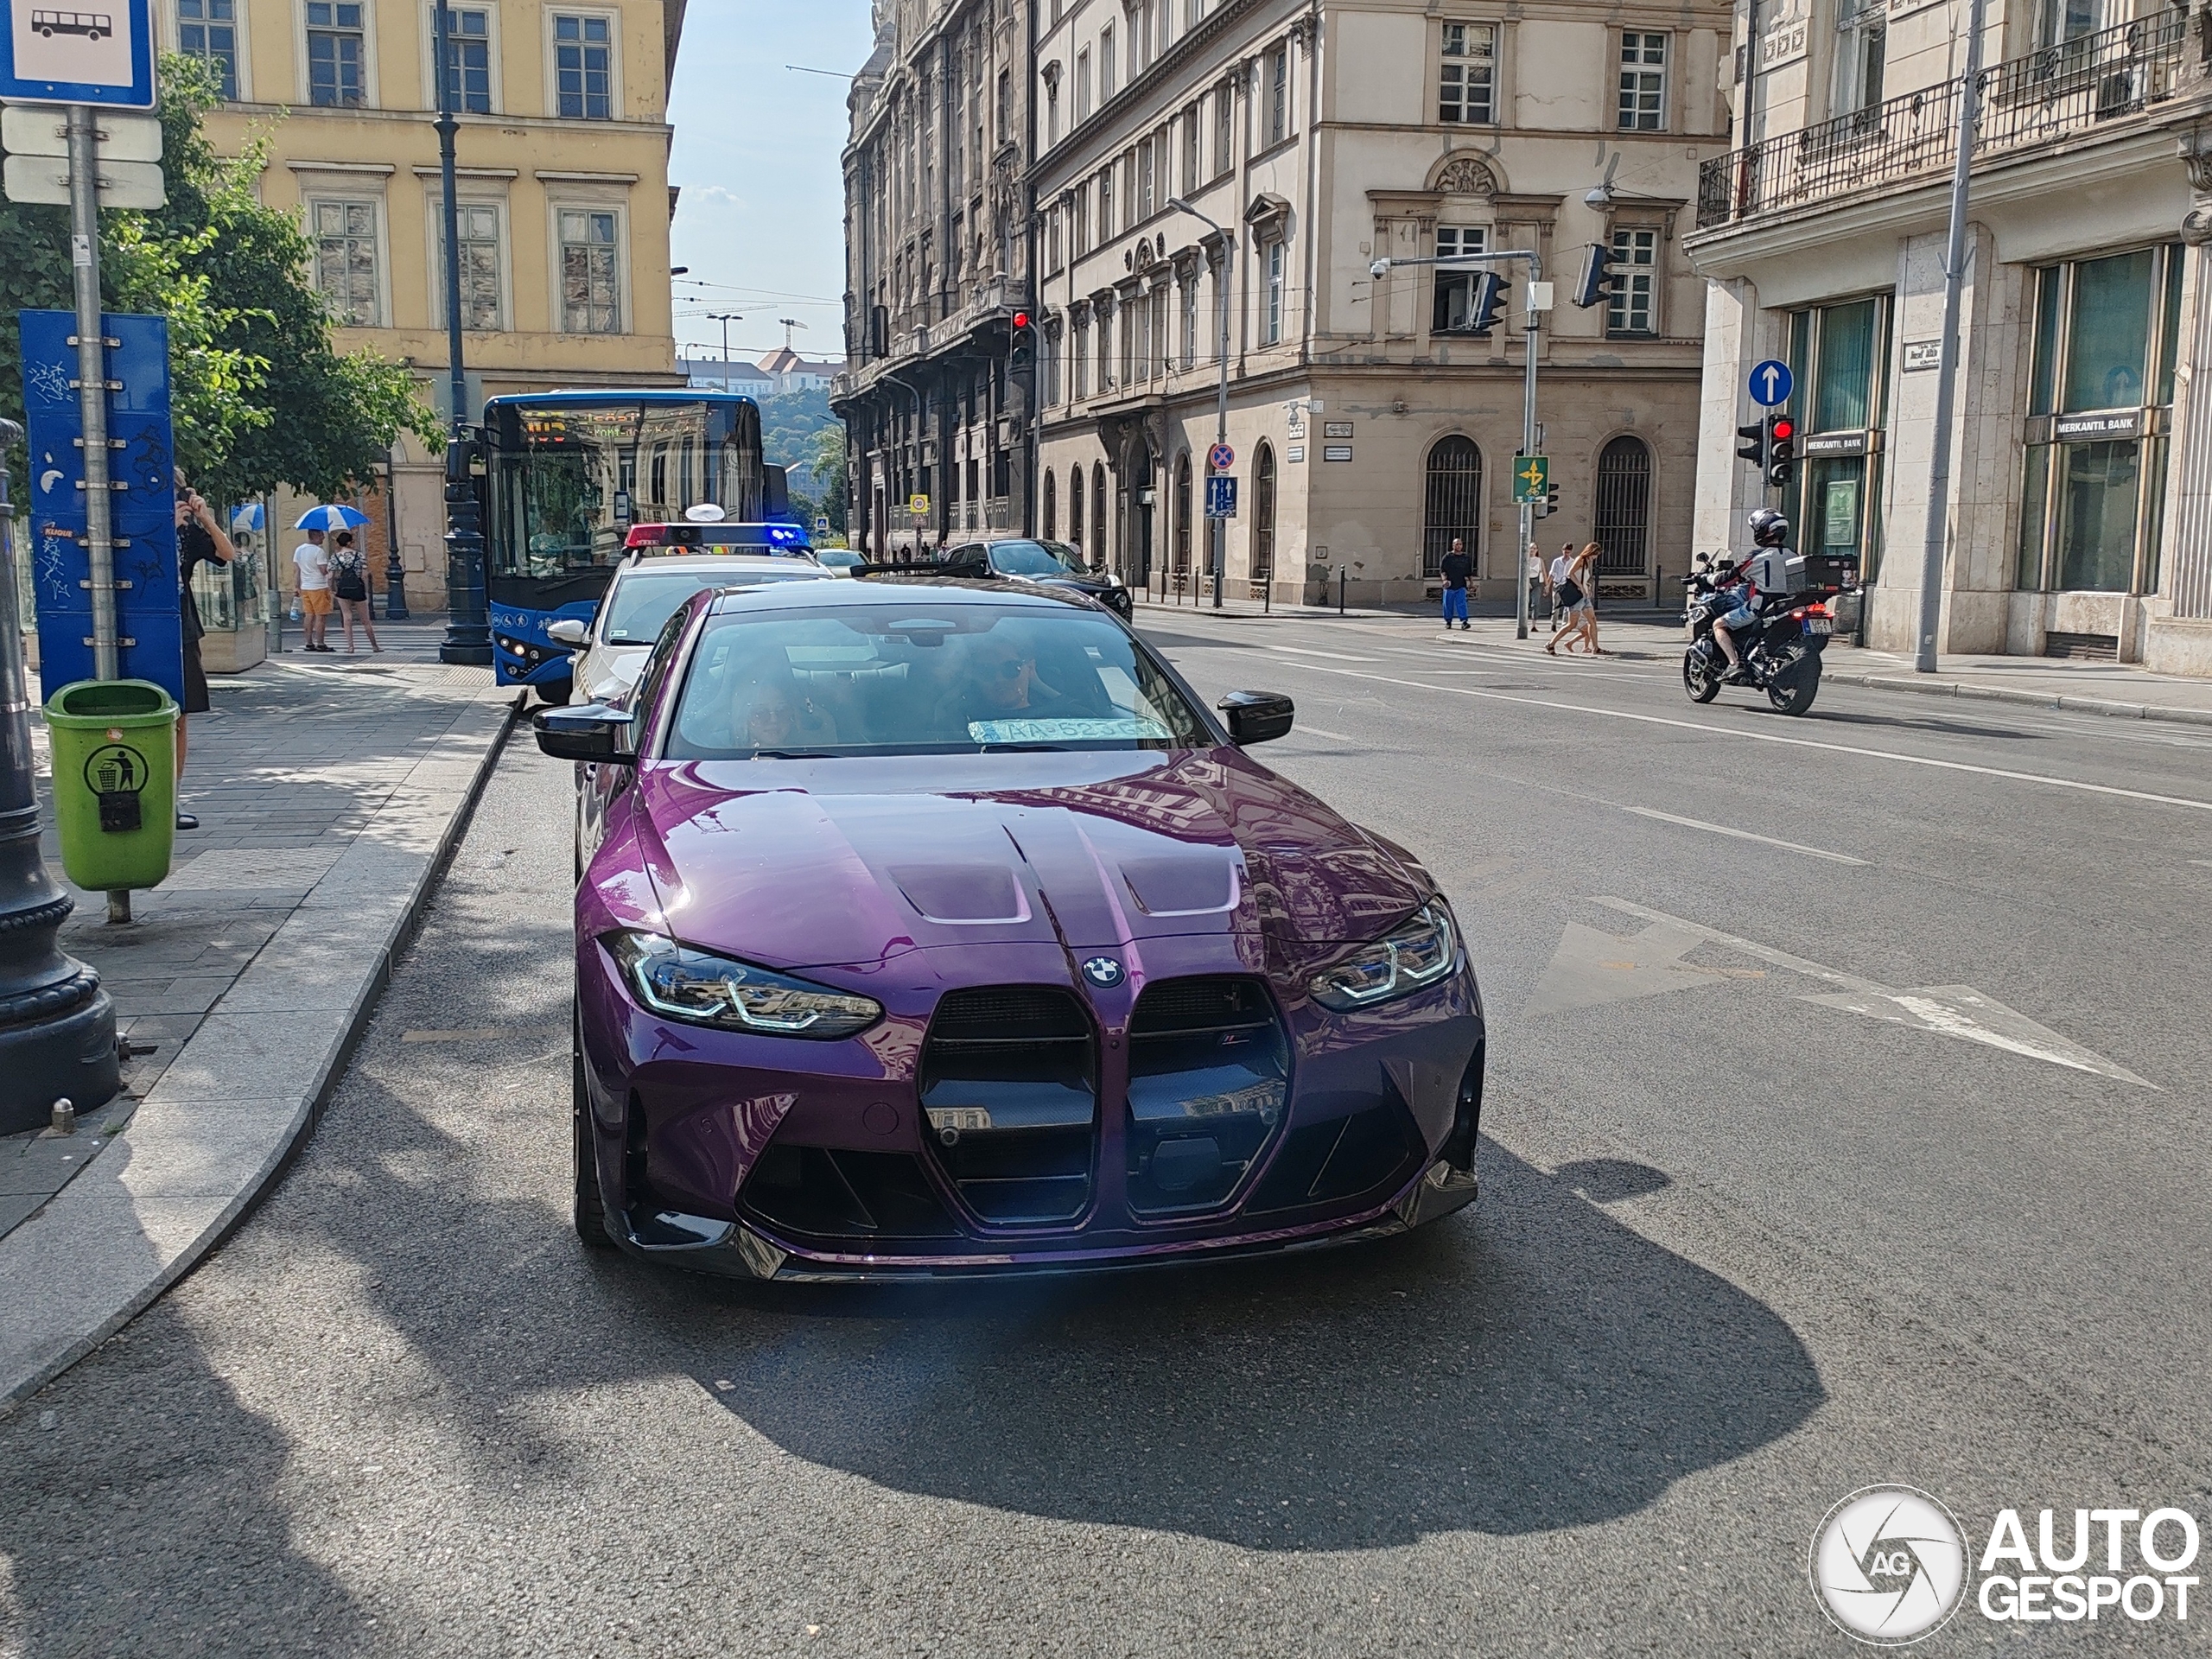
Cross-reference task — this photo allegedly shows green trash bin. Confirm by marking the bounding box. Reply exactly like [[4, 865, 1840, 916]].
[[44, 679, 179, 892]]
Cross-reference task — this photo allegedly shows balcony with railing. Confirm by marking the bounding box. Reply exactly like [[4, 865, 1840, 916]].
[[1696, 11, 2195, 232]]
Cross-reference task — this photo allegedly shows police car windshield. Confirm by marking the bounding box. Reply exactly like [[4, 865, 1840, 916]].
[[602, 569, 818, 644]]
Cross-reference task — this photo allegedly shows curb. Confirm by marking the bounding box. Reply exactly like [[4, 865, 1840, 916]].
[[0, 693, 519, 1412], [1823, 670, 2212, 728]]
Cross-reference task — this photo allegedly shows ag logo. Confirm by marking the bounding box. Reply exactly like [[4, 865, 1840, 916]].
[[1810, 1485, 1969, 1645], [1081, 957, 1125, 988]]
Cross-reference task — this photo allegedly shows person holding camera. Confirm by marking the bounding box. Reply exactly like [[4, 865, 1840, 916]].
[[175, 470, 237, 831]]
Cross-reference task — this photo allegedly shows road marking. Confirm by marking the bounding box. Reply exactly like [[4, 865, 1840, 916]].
[[1268, 644, 1377, 662], [1590, 897, 2152, 1087], [403, 1027, 525, 1043], [1623, 806, 1870, 866], [1291, 724, 1354, 742], [1529, 920, 1763, 1016], [1238, 658, 2212, 816]]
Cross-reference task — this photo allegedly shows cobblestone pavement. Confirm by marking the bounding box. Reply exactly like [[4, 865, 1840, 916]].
[[1, 623, 509, 1244]]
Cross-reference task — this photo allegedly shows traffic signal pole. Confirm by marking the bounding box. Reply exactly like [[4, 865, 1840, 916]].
[[1370, 250, 1542, 637]]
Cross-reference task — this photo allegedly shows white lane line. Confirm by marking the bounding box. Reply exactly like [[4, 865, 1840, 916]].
[[1622, 806, 1870, 866], [1241, 658, 2212, 816], [1267, 644, 1378, 662], [1292, 724, 1355, 742]]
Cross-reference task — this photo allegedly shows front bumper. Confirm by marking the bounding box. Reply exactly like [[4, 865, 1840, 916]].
[[579, 938, 1484, 1281]]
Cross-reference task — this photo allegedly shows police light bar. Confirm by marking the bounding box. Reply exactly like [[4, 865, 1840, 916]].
[[624, 521, 814, 552]]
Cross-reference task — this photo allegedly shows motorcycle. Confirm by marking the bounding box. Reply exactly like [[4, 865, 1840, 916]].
[[1681, 551, 1847, 717]]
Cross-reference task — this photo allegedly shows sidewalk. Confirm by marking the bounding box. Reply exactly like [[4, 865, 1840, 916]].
[[1134, 592, 2212, 728], [0, 621, 514, 1408]]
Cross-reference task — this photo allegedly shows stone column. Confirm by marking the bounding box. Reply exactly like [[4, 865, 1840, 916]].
[[2151, 143, 2212, 675]]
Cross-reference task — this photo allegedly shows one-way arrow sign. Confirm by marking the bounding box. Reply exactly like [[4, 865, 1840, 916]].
[[1750, 359, 1794, 408]]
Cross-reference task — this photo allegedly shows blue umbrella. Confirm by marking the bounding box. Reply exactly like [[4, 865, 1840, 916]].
[[231, 501, 265, 531], [294, 503, 370, 531]]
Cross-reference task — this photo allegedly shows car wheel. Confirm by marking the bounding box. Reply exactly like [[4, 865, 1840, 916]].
[[573, 1003, 614, 1249], [538, 677, 575, 709]]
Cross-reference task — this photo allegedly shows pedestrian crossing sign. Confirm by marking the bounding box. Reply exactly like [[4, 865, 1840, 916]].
[[1513, 455, 1550, 504]]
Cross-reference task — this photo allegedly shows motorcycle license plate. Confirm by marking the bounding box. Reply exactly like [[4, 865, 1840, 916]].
[[1804, 618, 1834, 635]]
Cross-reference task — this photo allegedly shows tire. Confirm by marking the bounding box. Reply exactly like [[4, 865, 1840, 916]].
[[573, 1003, 614, 1249], [537, 676, 575, 708], [1766, 653, 1821, 716], [1682, 645, 1721, 704]]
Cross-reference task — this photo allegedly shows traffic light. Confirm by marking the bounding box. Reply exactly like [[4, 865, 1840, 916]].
[[1469, 271, 1508, 334], [1535, 483, 1561, 519], [1766, 412, 1796, 486], [1573, 243, 1619, 310], [1009, 309, 1035, 372], [1736, 419, 1769, 471]]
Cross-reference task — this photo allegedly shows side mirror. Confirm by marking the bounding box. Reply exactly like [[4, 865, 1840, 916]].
[[1217, 690, 1294, 746], [546, 617, 589, 646], [535, 703, 637, 765]]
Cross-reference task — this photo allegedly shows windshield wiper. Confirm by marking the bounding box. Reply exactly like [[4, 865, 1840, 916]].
[[977, 741, 1074, 753], [749, 750, 836, 760]]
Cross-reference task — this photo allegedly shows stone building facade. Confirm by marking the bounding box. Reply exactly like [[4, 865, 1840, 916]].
[[836, 0, 1036, 559], [1688, 0, 2212, 674], [1023, 0, 1731, 607]]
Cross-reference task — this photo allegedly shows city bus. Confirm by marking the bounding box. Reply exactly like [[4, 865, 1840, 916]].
[[482, 390, 792, 694]]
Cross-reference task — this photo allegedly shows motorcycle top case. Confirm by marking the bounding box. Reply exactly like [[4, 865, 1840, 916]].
[[1785, 551, 1859, 593]]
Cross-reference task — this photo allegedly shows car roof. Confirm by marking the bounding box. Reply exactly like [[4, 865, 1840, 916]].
[[705, 575, 1095, 617]]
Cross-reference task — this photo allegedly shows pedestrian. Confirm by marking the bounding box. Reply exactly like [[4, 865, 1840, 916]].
[[1439, 537, 1472, 630], [294, 526, 334, 652], [1548, 542, 1574, 634], [1554, 542, 1609, 656], [174, 470, 236, 831], [327, 530, 382, 654]]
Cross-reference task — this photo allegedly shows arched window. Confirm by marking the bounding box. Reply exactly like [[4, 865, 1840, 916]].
[[1174, 452, 1192, 572], [1253, 443, 1277, 591], [1070, 464, 1085, 554], [1092, 467, 1108, 569], [1593, 435, 1653, 575], [1422, 435, 1483, 578], [1043, 470, 1058, 540]]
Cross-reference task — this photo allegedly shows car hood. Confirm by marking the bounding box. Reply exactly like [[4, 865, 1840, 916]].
[[627, 749, 1430, 974]]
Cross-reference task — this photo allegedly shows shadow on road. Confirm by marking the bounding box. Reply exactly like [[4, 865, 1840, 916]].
[[679, 1139, 1822, 1550]]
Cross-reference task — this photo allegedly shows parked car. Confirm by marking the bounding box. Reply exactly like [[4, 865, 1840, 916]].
[[536, 579, 1485, 1281], [934, 537, 1133, 619], [814, 548, 867, 577]]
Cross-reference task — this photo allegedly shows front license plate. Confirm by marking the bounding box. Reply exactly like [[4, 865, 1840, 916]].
[[1805, 618, 1834, 634]]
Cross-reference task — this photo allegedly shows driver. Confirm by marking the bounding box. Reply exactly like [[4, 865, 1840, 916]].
[[941, 626, 1067, 731], [1713, 509, 1791, 683]]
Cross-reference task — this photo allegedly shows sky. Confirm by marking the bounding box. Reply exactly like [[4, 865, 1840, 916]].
[[666, 0, 874, 368]]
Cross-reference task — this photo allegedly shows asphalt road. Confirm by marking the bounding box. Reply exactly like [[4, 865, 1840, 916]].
[[3, 609, 2209, 1656]]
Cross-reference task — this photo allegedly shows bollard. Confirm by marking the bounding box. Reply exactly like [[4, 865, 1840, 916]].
[[50, 1098, 75, 1136], [1338, 569, 1347, 615]]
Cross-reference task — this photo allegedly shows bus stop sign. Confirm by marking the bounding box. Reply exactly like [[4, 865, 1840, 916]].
[[1, 0, 158, 107]]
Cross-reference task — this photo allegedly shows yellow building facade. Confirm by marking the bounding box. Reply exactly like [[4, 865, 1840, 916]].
[[156, 0, 687, 617]]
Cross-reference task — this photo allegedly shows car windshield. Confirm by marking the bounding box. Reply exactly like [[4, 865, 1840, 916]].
[[663, 602, 1214, 759], [602, 569, 820, 645], [988, 540, 1084, 577]]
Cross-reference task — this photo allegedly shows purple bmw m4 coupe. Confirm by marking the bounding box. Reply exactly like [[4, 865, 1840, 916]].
[[535, 580, 1485, 1281]]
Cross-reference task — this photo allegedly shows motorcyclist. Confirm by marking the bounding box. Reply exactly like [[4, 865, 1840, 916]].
[[1713, 509, 1792, 683]]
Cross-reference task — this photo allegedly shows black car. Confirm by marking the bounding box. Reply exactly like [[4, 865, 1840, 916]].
[[939, 537, 1134, 619]]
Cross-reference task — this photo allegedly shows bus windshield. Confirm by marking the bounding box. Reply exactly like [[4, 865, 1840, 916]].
[[485, 397, 766, 583]]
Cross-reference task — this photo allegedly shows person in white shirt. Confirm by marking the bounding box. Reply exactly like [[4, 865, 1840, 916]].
[[1547, 545, 1573, 637], [293, 529, 333, 652]]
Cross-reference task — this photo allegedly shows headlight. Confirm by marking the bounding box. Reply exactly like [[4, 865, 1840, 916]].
[[603, 931, 882, 1039], [1307, 905, 1459, 1012]]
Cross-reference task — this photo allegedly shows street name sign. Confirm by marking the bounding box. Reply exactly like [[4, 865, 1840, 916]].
[[1512, 454, 1550, 504], [1205, 475, 1238, 518], [1749, 359, 1794, 407], [0, 0, 157, 107]]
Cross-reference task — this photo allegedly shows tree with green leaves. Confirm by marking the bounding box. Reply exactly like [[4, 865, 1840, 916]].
[[0, 54, 435, 503]]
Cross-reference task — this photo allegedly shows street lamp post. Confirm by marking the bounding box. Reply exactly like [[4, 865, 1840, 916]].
[[1169, 198, 1232, 610], [1371, 251, 1546, 639], [382, 446, 410, 620], [708, 313, 744, 392], [0, 420, 120, 1133], [434, 0, 493, 666]]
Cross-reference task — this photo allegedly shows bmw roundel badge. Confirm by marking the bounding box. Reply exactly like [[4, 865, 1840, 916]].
[[1082, 957, 1126, 988]]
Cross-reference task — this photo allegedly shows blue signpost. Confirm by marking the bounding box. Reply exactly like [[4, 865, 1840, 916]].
[[16, 310, 181, 701], [1205, 475, 1239, 519], [0, 0, 157, 106]]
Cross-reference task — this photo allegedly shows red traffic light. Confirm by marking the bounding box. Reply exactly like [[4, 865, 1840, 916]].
[[1012, 310, 1032, 330], [1770, 416, 1795, 441]]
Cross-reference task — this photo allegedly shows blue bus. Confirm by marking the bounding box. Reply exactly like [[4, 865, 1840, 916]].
[[482, 390, 792, 694]]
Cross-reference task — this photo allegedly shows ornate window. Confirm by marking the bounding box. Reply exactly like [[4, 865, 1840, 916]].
[[1593, 436, 1653, 575], [1421, 435, 1482, 577], [1252, 443, 1276, 588]]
